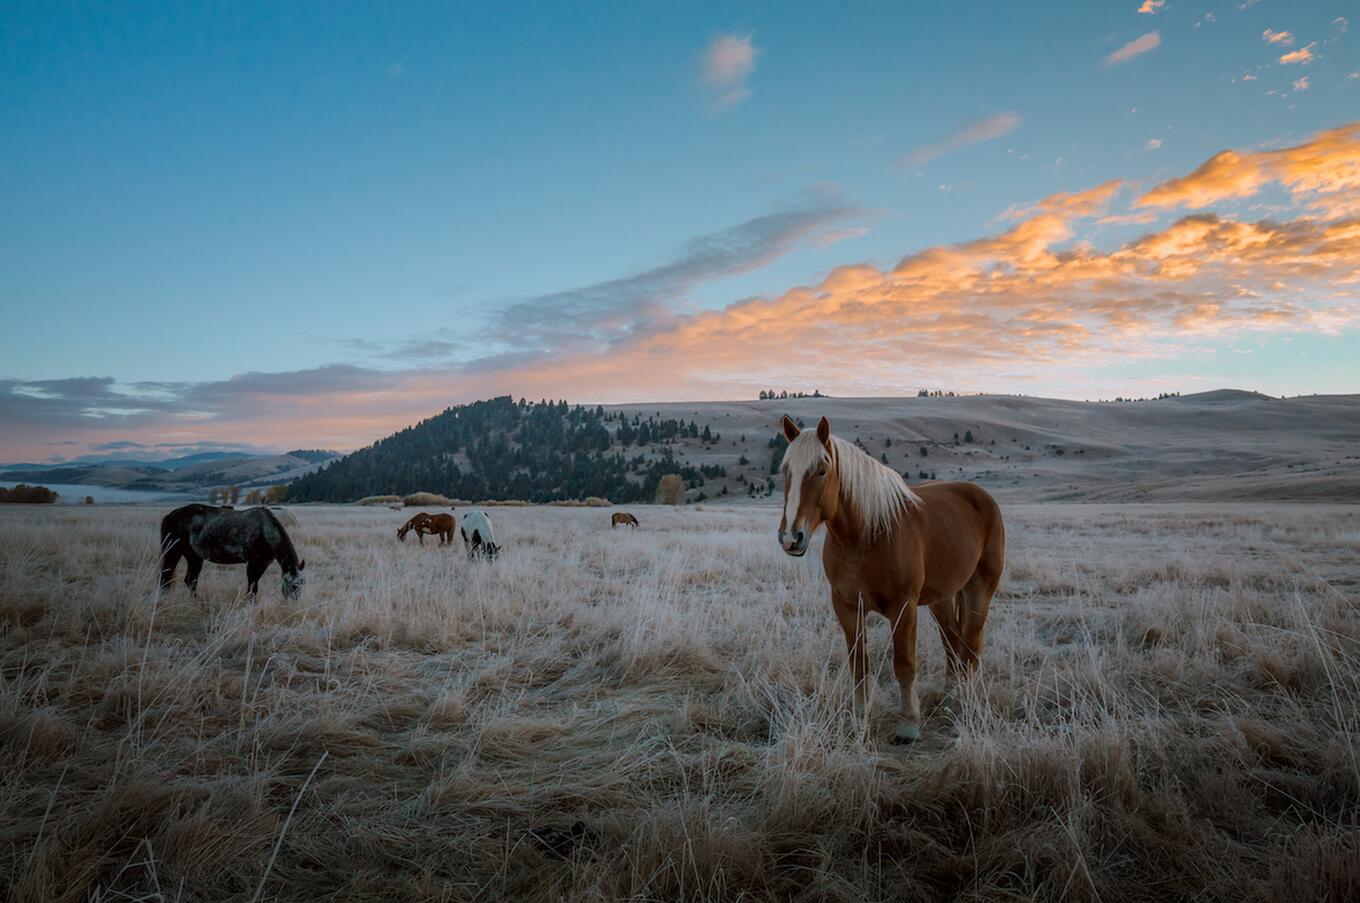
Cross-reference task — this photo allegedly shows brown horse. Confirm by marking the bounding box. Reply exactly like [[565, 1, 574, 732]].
[[611, 512, 639, 529], [398, 512, 456, 545], [778, 416, 1004, 743]]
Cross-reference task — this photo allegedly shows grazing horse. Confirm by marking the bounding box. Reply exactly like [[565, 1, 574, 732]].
[[460, 510, 500, 560], [398, 512, 456, 545], [777, 416, 1004, 743], [160, 504, 307, 599], [611, 512, 639, 529]]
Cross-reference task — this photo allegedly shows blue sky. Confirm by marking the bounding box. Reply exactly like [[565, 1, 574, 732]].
[[1, 1, 1358, 458]]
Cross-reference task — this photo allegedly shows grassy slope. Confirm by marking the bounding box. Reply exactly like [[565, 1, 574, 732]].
[[608, 392, 1360, 503], [2, 503, 1358, 901]]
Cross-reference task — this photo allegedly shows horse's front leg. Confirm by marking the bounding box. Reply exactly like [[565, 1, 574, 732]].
[[245, 557, 268, 598], [889, 599, 922, 743], [832, 589, 870, 717]]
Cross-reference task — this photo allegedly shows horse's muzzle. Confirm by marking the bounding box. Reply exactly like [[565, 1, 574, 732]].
[[779, 529, 809, 557]]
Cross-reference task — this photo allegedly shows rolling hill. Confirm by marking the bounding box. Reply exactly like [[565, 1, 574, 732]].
[[0, 450, 342, 492], [284, 391, 1360, 504]]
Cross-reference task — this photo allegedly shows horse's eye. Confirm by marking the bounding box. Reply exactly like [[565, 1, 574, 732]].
[[816, 462, 827, 476]]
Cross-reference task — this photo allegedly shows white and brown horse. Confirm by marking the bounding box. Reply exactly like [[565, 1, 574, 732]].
[[778, 416, 1004, 742]]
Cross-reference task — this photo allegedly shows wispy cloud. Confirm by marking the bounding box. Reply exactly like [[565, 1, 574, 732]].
[[900, 112, 1022, 167], [1334, 17, 1349, 33], [1293, 76, 1310, 91], [1279, 43, 1316, 65], [1138, 0, 1167, 14], [1262, 29, 1294, 46], [486, 191, 867, 354], [701, 33, 758, 112], [1146, 138, 1163, 150], [1104, 32, 1161, 67]]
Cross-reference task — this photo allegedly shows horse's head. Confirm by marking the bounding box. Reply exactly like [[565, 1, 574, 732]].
[[283, 559, 306, 600], [397, 523, 409, 541], [778, 415, 838, 557]]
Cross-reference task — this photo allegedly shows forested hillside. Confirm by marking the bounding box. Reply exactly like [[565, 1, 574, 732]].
[[285, 396, 731, 503]]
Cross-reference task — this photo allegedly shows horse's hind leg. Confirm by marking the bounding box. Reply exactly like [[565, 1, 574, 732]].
[[183, 552, 204, 596], [159, 542, 184, 593], [928, 597, 965, 677], [958, 573, 999, 671]]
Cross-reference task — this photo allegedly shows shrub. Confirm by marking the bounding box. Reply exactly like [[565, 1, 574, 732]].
[[0, 484, 58, 504], [403, 492, 454, 507], [656, 474, 684, 505], [356, 495, 403, 506], [547, 497, 613, 507]]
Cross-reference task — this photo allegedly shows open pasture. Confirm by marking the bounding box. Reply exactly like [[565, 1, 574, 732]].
[[2, 502, 1359, 901]]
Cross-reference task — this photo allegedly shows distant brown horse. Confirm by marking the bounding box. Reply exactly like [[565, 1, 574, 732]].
[[398, 512, 456, 545], [778, 416, 1004, 743], [611, 512, 639, 529]]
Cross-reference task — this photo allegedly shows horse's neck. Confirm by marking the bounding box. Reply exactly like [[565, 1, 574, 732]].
[[264, 520, 300, 572], [824, 487, 868, 548]]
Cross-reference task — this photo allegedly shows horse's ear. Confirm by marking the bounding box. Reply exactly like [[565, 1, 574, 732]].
[[781, 415, 800, 442], [816, 417, 831, 447], [299, 560, 306, 570]]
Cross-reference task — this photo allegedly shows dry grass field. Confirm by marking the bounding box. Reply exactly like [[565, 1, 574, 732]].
[[2, 502, 1359, 901]]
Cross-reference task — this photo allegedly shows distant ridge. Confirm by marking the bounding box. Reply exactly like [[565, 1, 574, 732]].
[[284, 390, 1360, 504], [1177, 389, 1274, 403]]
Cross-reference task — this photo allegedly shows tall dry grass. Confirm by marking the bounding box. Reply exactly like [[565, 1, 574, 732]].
[[1, 502, 1357, 901]]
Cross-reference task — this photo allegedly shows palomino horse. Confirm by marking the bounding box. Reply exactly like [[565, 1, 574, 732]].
[[160, 504, 307, 599], [611, 512, 639, 529], [398, 512, 456, 545], [777, 416, 1004, 743]]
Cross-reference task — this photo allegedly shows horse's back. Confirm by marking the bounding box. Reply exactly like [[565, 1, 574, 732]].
[[189, 506, 282, 563], [461, 510, 494, 542]]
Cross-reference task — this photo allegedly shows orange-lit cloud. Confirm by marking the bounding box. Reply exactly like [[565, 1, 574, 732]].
[[1138, 0, 1166, 14], [1262, 29, 1294, 46], [1136, 123, 1360, 216], [1279, 43, 1315, 65]]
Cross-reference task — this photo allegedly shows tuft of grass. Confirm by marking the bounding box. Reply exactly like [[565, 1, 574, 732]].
[[0, 502, 1357, 900]]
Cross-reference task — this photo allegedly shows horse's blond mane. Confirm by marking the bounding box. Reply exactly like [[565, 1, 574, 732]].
[[783, 431, 920, 538]]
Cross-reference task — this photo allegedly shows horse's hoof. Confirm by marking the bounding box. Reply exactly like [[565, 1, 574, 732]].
[[892, 722, 922, 744]]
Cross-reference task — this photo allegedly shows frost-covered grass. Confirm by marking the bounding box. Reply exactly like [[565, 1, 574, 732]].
[[2, 502, 1358, 901]]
